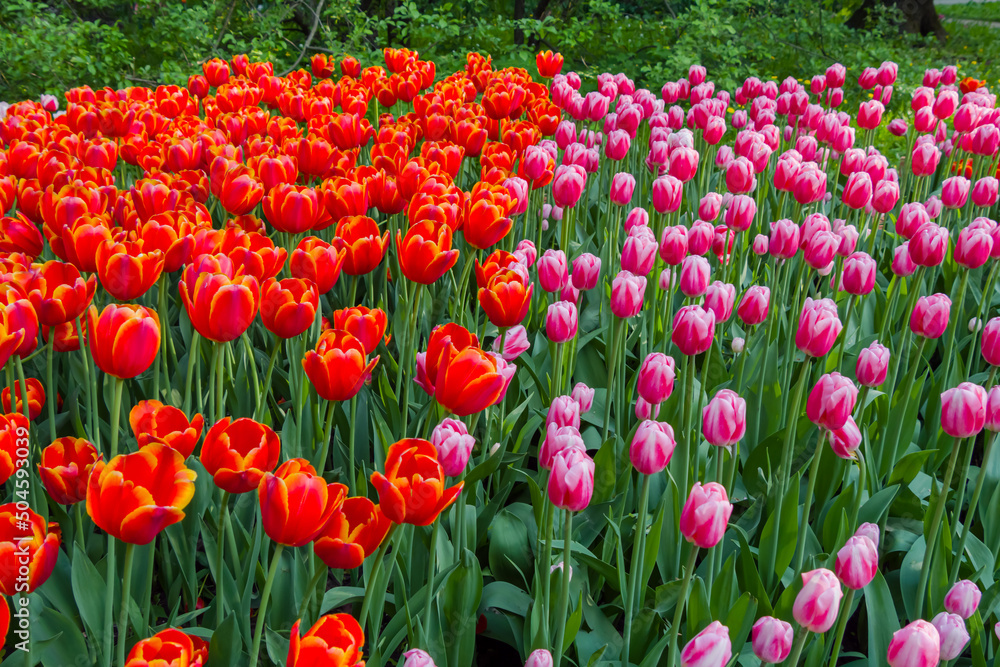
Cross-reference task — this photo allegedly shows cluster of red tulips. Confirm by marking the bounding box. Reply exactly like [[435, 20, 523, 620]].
[[1, 43, 999, 667]]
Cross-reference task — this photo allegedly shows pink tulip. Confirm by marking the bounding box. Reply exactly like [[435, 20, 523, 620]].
[[892, 242, 917, 277], [724, 194, 756, 232], [752, 617, 793, 664], [856, 522, 880, 549], [624, 207, 649, 233], [679, 255, 711, 297], [431, 418, 475, 477], [792, 164, 827, 205], [769, 219, 800, 259], [621, 227, 658, 275], [932, 612, 969, 661], [752, 234, 769, 255], [515, 239, 537, 267], [679, 482, 733, 549], [909, 223, 948, 267], [807, 372, 858, 431], [539, 424, 586, 470], [725, 156, 755, 194], [857, 100, 884, 129], [571, 253, 601, 290], [897, 202, 930, 239], [552, 164, 587, 208], [942, 65, 958, 85], [842, 172, 873, 210], [737, 285, 769, 326], [611, 271, 646, 318], [944, 580, 982, 619], [888, 118, 909, 136], [652, 175, 683, 213], [711, 225, 735, 262], [942, 176, 971, 209], [492, 324, 530, 361], [837, 224, 859, 257], [829, 417, 862, 459], [634, 397, 659, 421], [537, 249, 569, 293], [835, 535, 878, 590], [803, 229, 839, 270], [774, 156, 800, 191], [688, 220, 714, 256], [672, 305, 715, 356], [547, 395, 581, 430], [524, 649, 553, 667], [704, 282, 736, 323], [669, 147, 700, 183], [629, 420, 676, 475], [934, 90, 959, 119], [941, 382, 987, 438], [609, 172, 636, 206], [793, 568, 843, 633], [505, 177, 529, 215], [972, 177, 999, 208], [604, 129, 630, 161], [872, 180, 900, 213], [910, 293, 952, 339], [856, 340, 890, 387], [842, 251, 876, 295], [702, 389, 746, 447], [987, 386, 1000, 432], [546, 300, 578, 343], [887, 620, 940, 667], [698, 193, 723, 222], [955, 225, 993, 269], [796, 297, 842, 357], [547, 447, 595, 511], [858, 67, 878, 89], [403, 649, 437, 667], [659, 268, 674, 290], [911, 143, 941, 177], [571, 383, 594, 414], [636, 352, 676, 405], [983, 317, 1000, 366], [680, 621, 731, 667], [877, 60, 898, 85], [658, 225, 688, 265]]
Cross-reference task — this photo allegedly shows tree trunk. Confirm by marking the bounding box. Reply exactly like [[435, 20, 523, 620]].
[[514, 0, 526, 46], [847, 0, 947, 41]]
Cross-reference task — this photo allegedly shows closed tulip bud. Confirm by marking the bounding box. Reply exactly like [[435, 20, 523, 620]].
[[636, 352, 676, 405], [38, 436, 100, 505], [857, 100, 884, 129], [431, 418, 475, 477], [752, 617, 793, 664], [909, 223, 948, 267], [769, 219, 800, 259], [835, 535, 878, 589], [943, 176, 971, 209], [940, 580, 981, 621], [704, 281, 735, 323], [629, 420, 676, 474], [842, 251, 877, 295], [624, 207, 649, 233], [702, 389, 746, 447], [988, 386, 1000, 432], [688, 220, 714, 256], [856, 340, 890, 387], [736, 285, 770, 327], [887, 620, 940, 667], [548, 447, 594, 511], [514, 239, 538, 268], [680, 482, 732, 549], [546, 300, 578, 343], [931, 612, 970, 661], [698, 193, 723, 222], [872, 180, 900, 214], [897, 203, 930, 240], [609, 172, 636, 206], [724, 194, 756, 232], [828, 416, 862, 459], [547, 396, 581, 431], [911, 142, 941, 177], [888, 118, 909, 136], [837, 225, 859, 257], [749, 234, 767, 256], [571, 253, 601, 290], [934, 90, 959, 119], [680, 620, 731, 667], [892, 242, 917, 277], [525, 649, 553, 667], [552, 164, 587, 208], [941, 382, 987, 438], [793, 568, 843, 633], [796, 297, 842, 357], [611, 270, 646, 318], [807, 372, 858, 431], [854, 522, 880, 549], [804, 229, 839, 270], [985, 318, 1000, 366], [86, 304, 160, 379], [621, 227, 658, 275], [659, 225, 688, 265], [652, 175, 683, 213], [669, 147, 700, 183], [793, 164, 827, 205], [724, 156, 755, 194], [955, 225, 993, 269], [260, 278, 319, 339], [679, 255, 711, 297], [538, 249, 569, 293], [672, 305, 715, 356], [972, 177, 999, 209], [910, 293, 951, 339]]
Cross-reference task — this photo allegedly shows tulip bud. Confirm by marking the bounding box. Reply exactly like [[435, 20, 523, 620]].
[[932, 612, 970, 661], [704, 281, 736, 323], [552, 164, 587, 208], [546, 301, 578, 343], [892, 242, 917, 277], [699, 193, 723, 222], [609, 172, 636, 206], [629, 420, 676, 475], [910, 293, 951, 339], [702, 389, 746, 447], [672, 305, 715, 356], [636, 352, 676, 405], [525, 649, 553, 667], [537, 250, 569, 292], [887, 620, 940, 667], [515, 239, 537, 268], [688, 220, 714, 256], [835, 535, 878, 589], [793, 568, 843, 633], [955, 225, 993, 269], [944, 580, 982, 619], [547, 448, 595, 511], [752, 616, 793, 664], [610, 271, 646, 318], [941, 382, 987, 438], [732, 337, 745, 354], [828, 417, 862, 459], [796, 297, 842, 357], [856, 340, 890, 387], [680, 482, 733, 549], [972, 177, 999, 208], [680, 621, 732, 667], [492, 325, 530, 361], [942, 176, 971, 209], [752, 234, 769, 255], [431, 419, 475, 477], [807, 372, 858, 431], [841, 251, 876, 295], [403, 649, 437, 667], [855, 522, 880, 549], [571, 383, 594, 414], [621, 227, 658, 275], [679, 255, 711, 297], [652, 175, 683, 213], [547, 395, 581, 430], [659, 225, 688, 265]]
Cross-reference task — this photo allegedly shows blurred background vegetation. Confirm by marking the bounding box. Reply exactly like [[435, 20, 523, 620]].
[[1, 0, 999, 101]]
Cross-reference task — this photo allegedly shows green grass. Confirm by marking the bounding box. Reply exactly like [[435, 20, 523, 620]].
[[939, 1, 1000, 23]]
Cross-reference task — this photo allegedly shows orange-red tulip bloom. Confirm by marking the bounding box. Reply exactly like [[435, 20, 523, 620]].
[[371, 439, 463, 526], [259, 458, 346, 547], [333, 216, 389, 276], [536, 50, 564, 78], [332, 306, 387, 355], [303, 329, 379, 402], [218, 165, 264, 216], [0, 311, 24, 370], [289, 237, 346, 296], [126, 628, 209, 667], [38, 436, 100, 505], [87, 443, 196, 545], [415, 322, 479, 395], [129, 400, 205, 459], [200, 417, 281, 494], [0, 504, 60, 595], [87, 304, 160, 379], [42, 320, 83, 352], [0, 284, 37, 358], [313, 496, 392, 569], [478, 266, 533, 328], [22, 260, 97, 326], [260, 278, 319, 339], [435, 346, 515, 417], [0, 214, 44, 258], [0, 413, 28, 486], [1, 377, 44, 420], [287, 613, 365, 667], [179, 267, 260, 343], [96, 237, 166, 301], [396, 219, 459, 285], [262, 183, 324, 234]]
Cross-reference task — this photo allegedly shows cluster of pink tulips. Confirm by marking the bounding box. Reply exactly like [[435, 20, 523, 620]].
[[3, 46, 1000, 667]]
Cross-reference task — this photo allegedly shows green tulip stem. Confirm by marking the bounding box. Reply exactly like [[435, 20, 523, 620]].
[[248, 544, 284, 667]]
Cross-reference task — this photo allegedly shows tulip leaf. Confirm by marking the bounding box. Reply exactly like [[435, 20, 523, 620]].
[[264, 625, 289, 667], [70, 543, 107, 657], [489, 509, 533, 588], [899, 536, 925, 626], [685, 575, 711, 637], [724, 592, 757, 657], [206, 614, 241, 667], [759, 471, 800, 584], [442, 548, 484, 667], [33, 605, 91, 667], [864, 571, 899, 667], [969, 610, 988, 667], [888, 449, 938, 486], [732, 525, 772, 616], [858, 484, 899, 527]]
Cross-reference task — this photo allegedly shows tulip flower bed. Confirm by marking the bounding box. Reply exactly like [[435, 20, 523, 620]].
[[2, 47, 1000, 667]]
